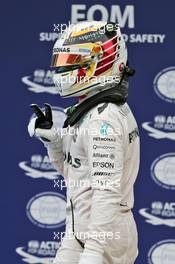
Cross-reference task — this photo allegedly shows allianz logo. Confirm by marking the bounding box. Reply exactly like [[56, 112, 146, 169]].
[[142, 115, 175, 140]]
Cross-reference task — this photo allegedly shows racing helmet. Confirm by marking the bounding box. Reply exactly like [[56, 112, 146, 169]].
[[51, 21, 127, 97]]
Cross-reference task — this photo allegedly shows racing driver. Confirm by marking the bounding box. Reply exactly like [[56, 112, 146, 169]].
[[28, 21, 140, 264]]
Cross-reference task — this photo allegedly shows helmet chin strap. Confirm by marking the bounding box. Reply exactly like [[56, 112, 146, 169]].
[[63, 65, 135, 128], [119, 65, 135, 84], [78, 95, 87, 103], [77, 65, 135, 103]]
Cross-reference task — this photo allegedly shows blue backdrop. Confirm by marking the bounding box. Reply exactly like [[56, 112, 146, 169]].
[[1, 1, 175, 263]]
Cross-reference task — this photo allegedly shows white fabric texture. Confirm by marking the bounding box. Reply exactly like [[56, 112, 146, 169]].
[[28, 117, 37, 137], [28, 116, 64, 174], [48, 102, 140, 264], [78, 252, 103, 264]]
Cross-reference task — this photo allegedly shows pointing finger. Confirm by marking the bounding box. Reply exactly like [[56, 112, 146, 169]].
[[45, 103, 52, 121], [30, 104, 45, 119]]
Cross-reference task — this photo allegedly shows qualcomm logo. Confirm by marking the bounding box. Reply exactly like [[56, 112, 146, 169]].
[[142, 115, 175, 140], [151, 153, 175, 190], [139, 201, 175, 227], [148, 240, 175, 264], [26, 192, 66, 229], [19, 154, 60, 180], [16, 240, 60, 264], [154, 67, 175, 103], [22, 69, 58, 94]]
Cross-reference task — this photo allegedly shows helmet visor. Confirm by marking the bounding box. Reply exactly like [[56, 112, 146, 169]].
[[51, 53, 84, 68]]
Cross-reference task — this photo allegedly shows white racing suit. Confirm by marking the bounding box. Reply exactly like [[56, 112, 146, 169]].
[[48, 102, 140, 264]]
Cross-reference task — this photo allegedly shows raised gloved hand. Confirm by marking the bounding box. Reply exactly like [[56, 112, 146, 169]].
[[28, 103, 62, 147]]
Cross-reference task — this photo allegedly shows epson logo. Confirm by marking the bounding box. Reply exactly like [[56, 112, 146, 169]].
[[93, 162, 114, 169], [53, 47, 70, 53], [71, 5, 135, 28]]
